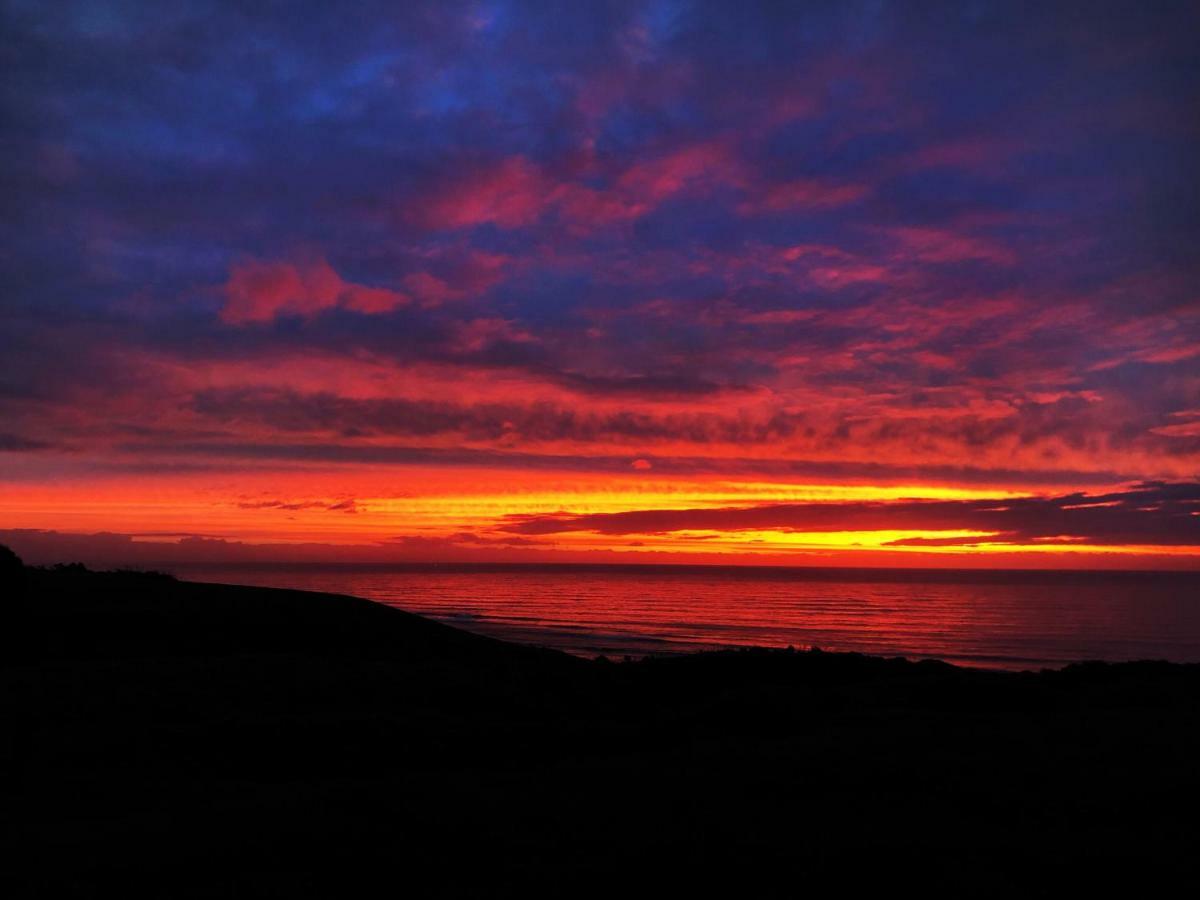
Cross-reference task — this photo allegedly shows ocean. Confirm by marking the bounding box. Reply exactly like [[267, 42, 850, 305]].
[[169, 563, 1200, 670]]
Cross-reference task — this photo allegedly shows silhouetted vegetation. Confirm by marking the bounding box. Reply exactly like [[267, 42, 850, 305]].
[[0, 542, 24, 592], [8, 561, 1200, 897], [2, 544, 29, 662]]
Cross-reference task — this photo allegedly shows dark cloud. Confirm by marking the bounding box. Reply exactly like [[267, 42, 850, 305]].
[[0, 528, 544, 567], [235, 497, 358, 513], [500, 482, 1200, 547], [0, 433, 52, 452], [102, 437, 1158, 487], [190, 386, 787, 444]]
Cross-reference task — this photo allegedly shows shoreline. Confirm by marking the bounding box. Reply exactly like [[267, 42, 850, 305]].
[[169, 562, 1200, 672]]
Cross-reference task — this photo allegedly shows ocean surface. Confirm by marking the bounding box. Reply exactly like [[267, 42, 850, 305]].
[[170, 563, 1200, 670]]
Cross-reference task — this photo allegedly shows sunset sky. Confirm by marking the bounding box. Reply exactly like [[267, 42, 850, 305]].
[[2, 1, 1198, 568]]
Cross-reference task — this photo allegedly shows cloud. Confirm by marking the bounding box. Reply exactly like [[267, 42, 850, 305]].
[[499, 482, 1200, 547], [0, 433, 53, 452], [738, 178, 867, 215], [408, 141, 743, 234], [222, 257, 408, 323], [235, 497, 359, 513], [188, 386, 789, 445], [3, 0, 1200, 552], [882, 226, 1016, 266], [0, 528, 547, 567]]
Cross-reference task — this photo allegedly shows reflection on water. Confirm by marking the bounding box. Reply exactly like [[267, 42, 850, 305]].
[[170, 563, 1200, 670]]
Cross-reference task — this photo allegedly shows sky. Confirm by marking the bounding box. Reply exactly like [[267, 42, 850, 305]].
[[2, 0, 1199, 568]]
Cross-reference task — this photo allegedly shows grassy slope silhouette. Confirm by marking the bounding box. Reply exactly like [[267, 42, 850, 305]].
[[6, 551, 1199, 897]]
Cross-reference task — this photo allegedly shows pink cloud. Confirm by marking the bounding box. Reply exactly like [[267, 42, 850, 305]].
[[221, 248, 510, 322], [403, 248, 512, 306], [1151, 421, 1200, 438], [409, 157, 551, 230], [884, 226, 1016, 266], [453, 317, 538, 353], [1138, 342, 1200, 365], [222, 257, 408, 323], [738, 309, 820, 325], [343, 284, 405, 314], [410, 142, 873, 240], [402, 270, 461, 306], [616, 141, 738, 202], [447, 249, 511, 295], [739, 178, 867, 215], [1152, 410, 1200, 439], [558, 142, 741, 227], [409, 143, 742, 234], [898, 136, 1024, 174]]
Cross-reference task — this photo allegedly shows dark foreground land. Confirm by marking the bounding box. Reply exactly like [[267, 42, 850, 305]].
[[6, 560, 1200, 897]]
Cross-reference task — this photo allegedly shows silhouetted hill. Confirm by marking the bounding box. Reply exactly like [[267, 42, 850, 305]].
[[25, 563, 573, 668], [7, 557, 1200, 897]]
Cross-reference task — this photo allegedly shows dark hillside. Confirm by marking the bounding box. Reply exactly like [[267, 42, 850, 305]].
[[7, 559, 1199, 897]]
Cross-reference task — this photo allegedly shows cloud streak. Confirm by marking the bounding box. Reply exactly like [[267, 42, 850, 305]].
[[500, 482, 1200, 547], [222, 257, 408, 323]]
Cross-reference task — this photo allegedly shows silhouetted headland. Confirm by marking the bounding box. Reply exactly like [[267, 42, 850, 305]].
[[7, 548, 1199, 897]]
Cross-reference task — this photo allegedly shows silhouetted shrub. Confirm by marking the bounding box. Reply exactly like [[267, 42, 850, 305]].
[[1, 543, 25, 597], [1, 544, 28, 661]]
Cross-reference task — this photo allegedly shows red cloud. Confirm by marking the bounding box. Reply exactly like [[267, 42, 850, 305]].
[[884, 226, 1016, 266], [221, 249, 509, 322], [222, 257, 408, 323], [402, 249, 511, 306], [739, 178, 867, 215], [568, 141, 863, 226], [546, 144, 741, 229], [410, 157, 551, 230], [453, 317, 537, 353], [615, 141, 738, 204], [409, 143, 742, 233]]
